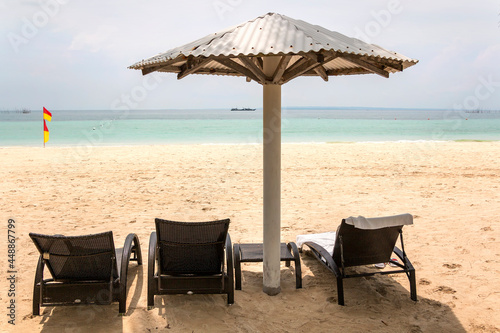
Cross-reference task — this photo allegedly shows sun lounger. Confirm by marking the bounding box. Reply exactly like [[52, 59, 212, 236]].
[[298, 214, 417, 305], [148, 218, 234, 309], [29, 231, 142, 315]]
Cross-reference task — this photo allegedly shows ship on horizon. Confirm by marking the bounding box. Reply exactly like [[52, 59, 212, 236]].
[[231, 107, 256, 111]]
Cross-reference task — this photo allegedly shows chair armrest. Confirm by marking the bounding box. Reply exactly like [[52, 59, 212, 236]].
[[120, 233, 142, 280], [302, 241, 342, 277], [148, 231, 157, 289], [34, 256, 44, 284], [287, 242, 301, 262], [32, 256, 45, 315], [393, 246, 415, 271], [287, 242, 302, 289], [118, 233, 142, 314], [225, 234, 234, 285]]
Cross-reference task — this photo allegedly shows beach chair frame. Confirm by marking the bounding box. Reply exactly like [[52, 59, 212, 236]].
[[148, 218, 234, 309], [29, 231, 142, 315], [303, 219, 417, 305]]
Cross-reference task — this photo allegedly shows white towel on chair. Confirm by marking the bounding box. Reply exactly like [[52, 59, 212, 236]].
[[344, 213, 413, 230], [296, 231, 336, 256]]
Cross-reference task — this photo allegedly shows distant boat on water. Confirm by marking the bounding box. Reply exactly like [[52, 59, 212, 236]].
[[5, 108, 32, 114], [231, 107, 256, 111]]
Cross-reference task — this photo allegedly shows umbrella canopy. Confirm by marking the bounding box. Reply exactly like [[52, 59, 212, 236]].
[[129, 12, 417, 82], [129, 12, 418, 295]]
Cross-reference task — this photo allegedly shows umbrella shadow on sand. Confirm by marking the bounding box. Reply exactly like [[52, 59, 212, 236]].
[[147, 259, 466, 333], [299, 253, 467, 333]]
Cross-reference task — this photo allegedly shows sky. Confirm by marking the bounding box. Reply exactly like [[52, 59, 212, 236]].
[[1, 0, 500, 111]]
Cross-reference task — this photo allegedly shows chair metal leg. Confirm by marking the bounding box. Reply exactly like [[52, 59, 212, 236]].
[[409, 269, 417, 301], [227, 288, 234, 305], [337, 277, 345, 306], [233, 244, 242, 291]]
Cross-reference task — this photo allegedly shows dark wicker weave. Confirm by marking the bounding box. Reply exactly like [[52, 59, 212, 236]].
[[29, 231, 142, 315], [148, 218, 234, 309], [303, 219, 417, 305]]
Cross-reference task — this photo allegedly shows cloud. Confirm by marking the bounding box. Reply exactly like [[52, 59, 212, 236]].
[[69, 25, 119, 52], [473, 44, 500, 72]]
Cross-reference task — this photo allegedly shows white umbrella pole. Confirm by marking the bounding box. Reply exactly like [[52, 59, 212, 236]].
[[262, 57, 281, 295]]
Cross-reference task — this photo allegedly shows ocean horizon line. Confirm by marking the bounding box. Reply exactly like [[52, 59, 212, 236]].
[[3, 106, 499, 112]]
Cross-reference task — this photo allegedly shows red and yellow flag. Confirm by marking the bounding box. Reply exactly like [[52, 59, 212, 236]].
[[44, 119, 49, 143], [43, 107, 52, 121], [43, 107, 52, 145]]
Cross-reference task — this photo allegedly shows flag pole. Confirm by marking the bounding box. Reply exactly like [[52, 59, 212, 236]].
[[43, 108, 45, 148]]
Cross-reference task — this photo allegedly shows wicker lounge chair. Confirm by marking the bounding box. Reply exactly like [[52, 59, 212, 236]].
[[29, 231, 142, 315], [148, 218, 234, 309], [301, 214, 417, 305]]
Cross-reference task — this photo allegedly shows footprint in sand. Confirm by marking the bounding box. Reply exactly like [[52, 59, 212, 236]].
[[375, 285, 388, 297], [455, 246, 470, 254], [434, 285, 456, 294], [419, 278, 431, 285], [481, 226, 493, 231], [443, 263, 462, 269], [326, 296, 336, 303], [421, 298, 442, 307], [408, 325, 423, 333]]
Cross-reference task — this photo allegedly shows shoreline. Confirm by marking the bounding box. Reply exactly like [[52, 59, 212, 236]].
[[0, 139, 498, 149]]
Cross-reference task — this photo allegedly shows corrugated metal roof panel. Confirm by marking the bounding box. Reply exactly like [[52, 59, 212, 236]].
[[129, 13, 417, 83], [131, 13, 416, 67]]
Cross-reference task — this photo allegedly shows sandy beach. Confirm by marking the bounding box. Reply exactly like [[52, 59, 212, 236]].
[[1, 142, 499, 332]]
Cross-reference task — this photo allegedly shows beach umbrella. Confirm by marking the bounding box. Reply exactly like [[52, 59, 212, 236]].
[[129, 12, 418, 295]]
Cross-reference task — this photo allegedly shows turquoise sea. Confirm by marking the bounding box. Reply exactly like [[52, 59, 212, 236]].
[[1, 108, 499, 147]]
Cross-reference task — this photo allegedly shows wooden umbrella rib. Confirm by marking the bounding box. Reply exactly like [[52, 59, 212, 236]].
[[256, 57, 264, 70], [211, 57, 261, 83], [281, 56, 306, 76], [326, 68, 372, 76], [282, 54, 337, 84], [271, 55, 292, 84], [304, 54, 329, 82], [313, 65, 329, 81], [177, 58, 212, 80], [382, 62, 404, 72], [340, 54, 390, 78], [280, 57, 312, 83], [141, 57, 185, 76], [239, 57, 269, 84]]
